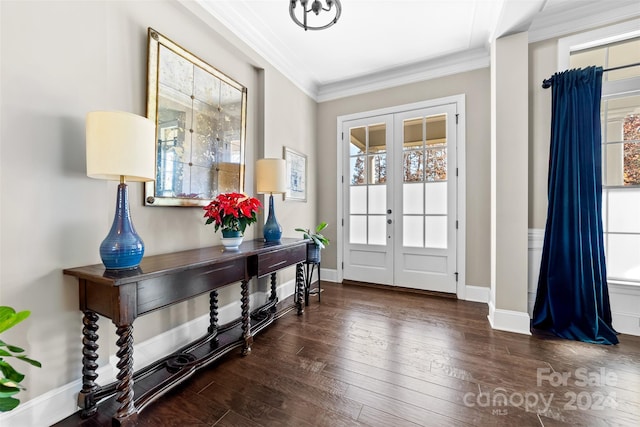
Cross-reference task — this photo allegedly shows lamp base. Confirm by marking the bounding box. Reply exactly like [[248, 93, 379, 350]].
[[100, 183, 145, 270], [263, 194, 282, 243]]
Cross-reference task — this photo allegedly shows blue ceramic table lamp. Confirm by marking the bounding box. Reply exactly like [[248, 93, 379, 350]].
[[86, 111, 156, 270], [256, 158, 286, 243]]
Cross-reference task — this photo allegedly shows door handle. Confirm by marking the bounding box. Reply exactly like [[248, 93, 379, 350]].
[[387, 209, 392, 214], [387, 219, 392, 224]]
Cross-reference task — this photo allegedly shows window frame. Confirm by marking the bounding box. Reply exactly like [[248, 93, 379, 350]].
[[560, 19, 640, 287]]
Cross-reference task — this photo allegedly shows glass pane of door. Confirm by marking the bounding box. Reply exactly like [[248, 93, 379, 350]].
[[402, 114, 447, 248], [348, 123, 387, 246]]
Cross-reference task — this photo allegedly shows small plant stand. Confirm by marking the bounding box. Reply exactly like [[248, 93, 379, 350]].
[[303, 259, 321, 306]]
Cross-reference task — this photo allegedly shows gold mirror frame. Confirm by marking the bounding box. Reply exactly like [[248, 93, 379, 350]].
[[145, 28, 247, 207]]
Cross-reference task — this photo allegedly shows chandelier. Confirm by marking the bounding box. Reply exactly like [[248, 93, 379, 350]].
[[289, 0, 342, 31]]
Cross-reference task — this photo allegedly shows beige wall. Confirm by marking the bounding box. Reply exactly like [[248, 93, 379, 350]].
[[529, 39, 558, 230], [0, 0, 315, 404], [317, 68, 492, 287], [263, 70, 317, 240]]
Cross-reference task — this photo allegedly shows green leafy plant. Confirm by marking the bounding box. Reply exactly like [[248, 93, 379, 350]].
[[295, 222, 330, 249], [0, 306, 41, 412]]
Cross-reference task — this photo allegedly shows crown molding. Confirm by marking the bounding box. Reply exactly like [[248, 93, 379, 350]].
[[316, 48, 490, 103], [193, 0, 318, 100], [528, 1, 640, 43]]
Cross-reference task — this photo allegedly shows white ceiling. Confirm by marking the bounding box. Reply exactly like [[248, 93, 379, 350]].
[[192, 0, 640, 101]]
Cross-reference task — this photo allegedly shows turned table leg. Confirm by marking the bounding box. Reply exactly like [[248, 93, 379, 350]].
[[208, 290, 219, 343], [114, 323, 136, 421], [270, 272, 278, 313], [240, 280, 253, 355], [296, 262, 304, 315], [79, 311, 99, 417]]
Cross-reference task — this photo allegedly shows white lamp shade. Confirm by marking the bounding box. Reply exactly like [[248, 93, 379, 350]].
[[86, 111, 156, 182], [256, 158, 286, 194]]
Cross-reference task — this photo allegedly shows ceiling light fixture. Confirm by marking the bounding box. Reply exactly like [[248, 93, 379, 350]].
[[289, 0, 342, 31]]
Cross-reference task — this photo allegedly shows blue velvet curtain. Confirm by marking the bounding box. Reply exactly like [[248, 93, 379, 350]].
[[532, 66, 618, 345]]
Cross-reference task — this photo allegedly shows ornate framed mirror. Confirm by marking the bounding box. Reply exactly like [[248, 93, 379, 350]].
[[145, 28, 247, 207]]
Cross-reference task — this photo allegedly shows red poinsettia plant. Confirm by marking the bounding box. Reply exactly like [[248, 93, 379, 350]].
[[203, 192, 262, 234]]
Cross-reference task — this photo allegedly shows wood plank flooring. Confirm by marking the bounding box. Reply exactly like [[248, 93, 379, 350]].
[[55, 282, 640, 426]]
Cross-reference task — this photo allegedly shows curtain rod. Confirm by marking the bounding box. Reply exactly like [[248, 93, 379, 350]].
[[542, 62, 640, 89]]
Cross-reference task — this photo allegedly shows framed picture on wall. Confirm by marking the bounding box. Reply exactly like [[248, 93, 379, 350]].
[[284, 147, 307, 202]]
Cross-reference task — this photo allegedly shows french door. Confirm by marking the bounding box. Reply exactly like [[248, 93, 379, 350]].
[[342, 101, 459, 293], [342, 115, 395, 285]]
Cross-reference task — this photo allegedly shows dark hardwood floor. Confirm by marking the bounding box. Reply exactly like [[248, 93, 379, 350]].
[[55, 282, 640, 426]]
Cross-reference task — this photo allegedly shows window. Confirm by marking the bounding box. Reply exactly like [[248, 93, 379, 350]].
[[570, 35, 640, 285]]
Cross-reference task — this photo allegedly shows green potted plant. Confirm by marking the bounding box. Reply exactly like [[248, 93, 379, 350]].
[[295, 222, 330, 263], [0, 306, 41, 412]]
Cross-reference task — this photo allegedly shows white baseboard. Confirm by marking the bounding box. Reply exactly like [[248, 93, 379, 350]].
[[487, 300, 532, 335], [608, 282, 640, 337], [0, 280, 295, 427], [464, 285, 490, 303], [528, 228, 545, 317], [320, 267, 338, 283]]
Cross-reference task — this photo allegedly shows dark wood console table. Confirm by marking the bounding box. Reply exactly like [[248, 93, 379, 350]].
[[63, 238, 307, 425]]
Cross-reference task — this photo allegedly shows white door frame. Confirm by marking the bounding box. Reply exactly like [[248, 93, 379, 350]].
[[336, 94, 467, 299]]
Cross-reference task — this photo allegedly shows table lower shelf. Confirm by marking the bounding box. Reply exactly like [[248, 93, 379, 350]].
[[80, 299, 278, 424]]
